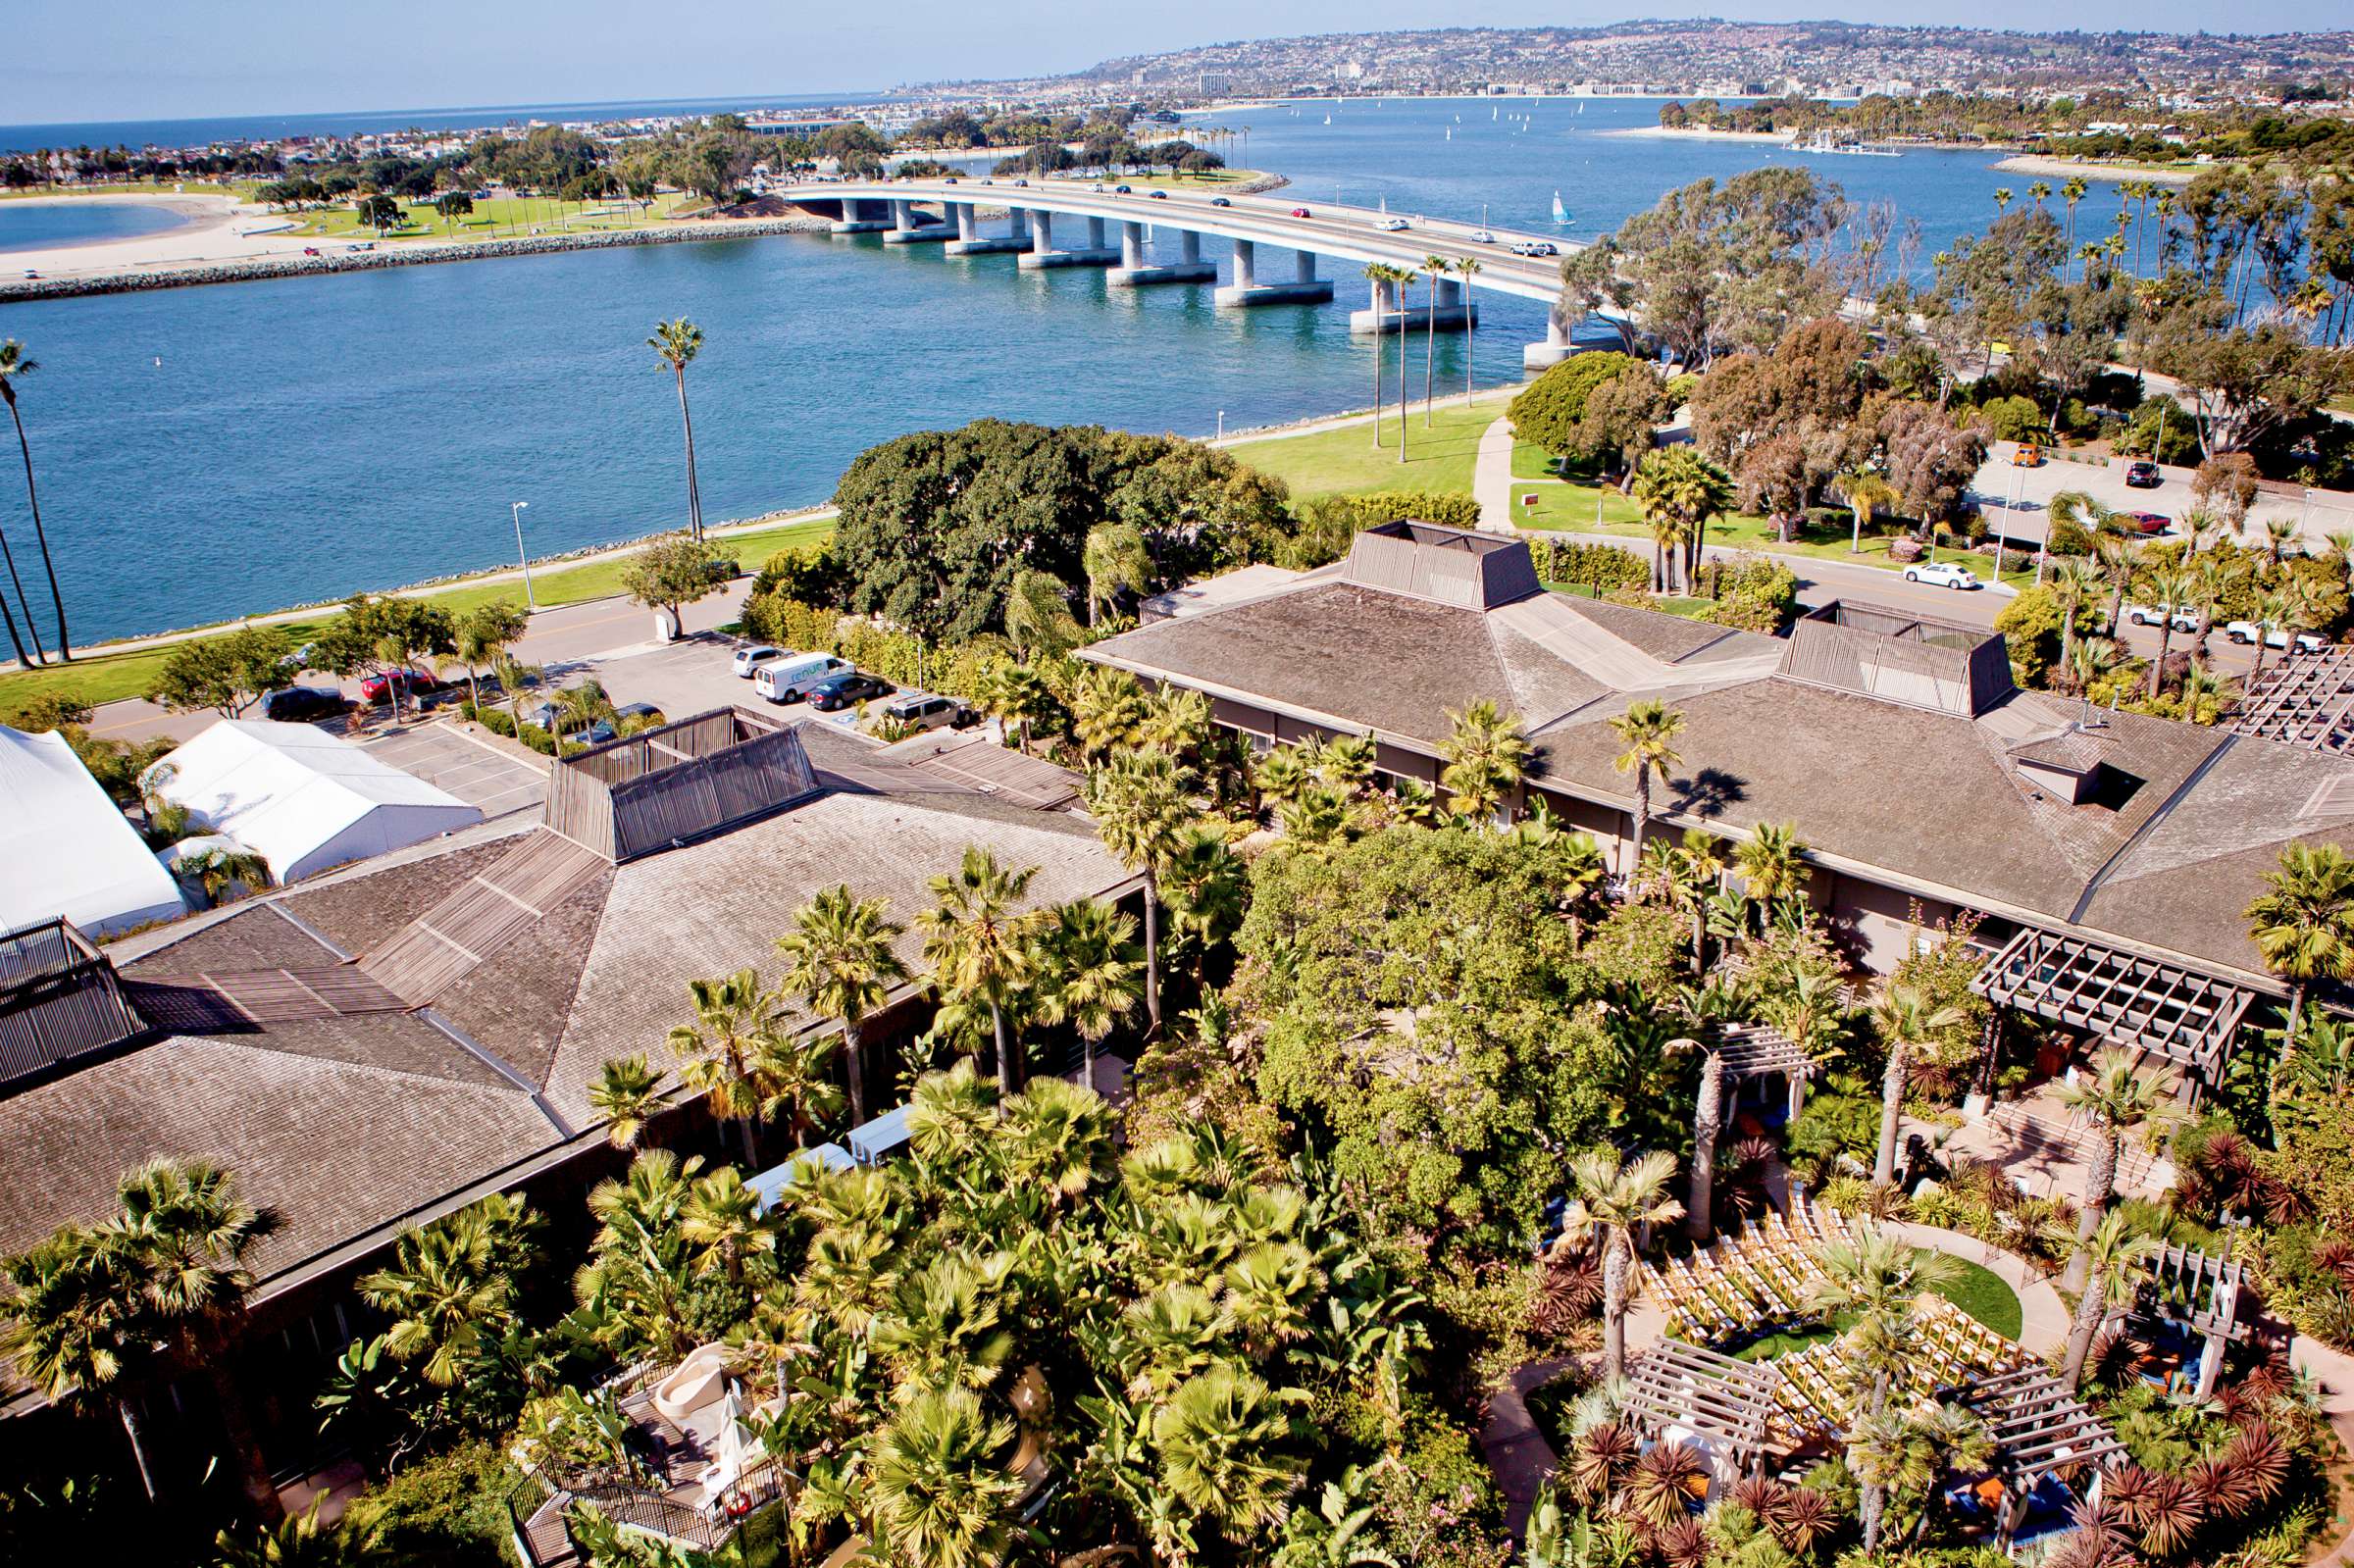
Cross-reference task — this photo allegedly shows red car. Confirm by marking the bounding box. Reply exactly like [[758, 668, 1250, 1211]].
[[1291, 206, 1311, 218], [360, 668, 443, 703], [2121, 511, 2171, 535]]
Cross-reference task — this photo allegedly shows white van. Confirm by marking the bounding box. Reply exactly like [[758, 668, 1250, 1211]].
[[754, 652, 850, 703]]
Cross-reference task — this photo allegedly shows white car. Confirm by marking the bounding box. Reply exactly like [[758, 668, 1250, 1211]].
[[2124, 604, 2198, 632], [2225, 621, 2328, 653], [1510, 240, 1559, 257], [1902, 562, 1981, 590], [1377, 216, 1410, 231], [732, 643, 788, 679], [1468, 228, 1498, 244]]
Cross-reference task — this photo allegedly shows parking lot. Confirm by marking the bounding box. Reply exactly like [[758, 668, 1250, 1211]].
[[355, 723, 547, 820], [554, 633, 906, 738]]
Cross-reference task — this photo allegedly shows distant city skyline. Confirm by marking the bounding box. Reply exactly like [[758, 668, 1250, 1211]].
[[11, 2, 2338, 126]]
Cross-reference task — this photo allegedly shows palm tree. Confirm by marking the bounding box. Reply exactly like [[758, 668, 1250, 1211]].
[[2243, 585, 2299, 688], [1849, 1401, 1992, 1552], [491, 653, 540, 739], [1686, 1035, 1726, 1241], [1833, 470, 1899, 556], [1609, 699, 1685, 868], [681, 1167, 776, 1284], [0, 339, 68, 662], [1081, 521, 1151, 627], [0, 1230, 158, 1496], [1630, 447, 1736, 593], [1034, 898, 1143, 1089], [777, 884, 909, 1128], [870, 1385, 1023, 1568], [1003, 569, 1080, 663], [1135, 684, 1210, 760], [2028, 179, 2051, 211], [1002, 1075, 1116, 1211], [2056, 1051, 2183, 1290], [1362, 264, 1391, 448], [104, 1159, 280, 1519], [2092, 534, 2140, 634], [2144, 563, 2196, 698], [1084, 748, 1193, 1034], [2048, 557, 2099, 675], [1809, 1224, 1965, 1417], [1993, 187, 2013, 218], [748, 1029, 844, 1151], [1160, 825, 1249, 982], [666, 968, 790, 1164], [2062, 176, 2088, 256], [1869, 984, 1968, 1189], [2062, 1211, 2161, 1387], [450, 599, 528, 713], [588, 1055, 662, 1149], [550, 679, 616, 754], [2245, 843, 2354, 1041], [1422, 255, 1450, 426], [1438, 698, 1532, 824], [1454, 259, 1483, 405], [177, 845, 274, 909], [1069, 666, 1147, 759], [1733, 822, 1806, 935], [918, 847, 1044, 1097], [648, 320, 706, 543], [359, 1214, 514, 1387], [1558, 1147, 1683, 1380], [1153, 1363, 1308, 1548]]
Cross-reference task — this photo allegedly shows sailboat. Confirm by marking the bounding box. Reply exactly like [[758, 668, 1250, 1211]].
[[1552, 191, 1567, 224], [1445, 126, 1453, 141], [1323, 114, 1332, 126]]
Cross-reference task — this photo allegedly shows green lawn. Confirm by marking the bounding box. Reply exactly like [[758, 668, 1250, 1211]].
[[1225, 393, 1513, 499], [1511, 481, 1648, 531], [280, 192, 701, 244], [1727, 1252, 2021, 1362], [0, 517, 833, 722]]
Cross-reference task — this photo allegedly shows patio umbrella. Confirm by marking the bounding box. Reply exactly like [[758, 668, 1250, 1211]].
[[713, 1384, 748, 1493]]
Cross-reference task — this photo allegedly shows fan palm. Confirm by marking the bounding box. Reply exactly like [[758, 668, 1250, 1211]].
[[2092, 535, 2140, 634], [1135, 683, 1210, 759], [648, 319, 706, 542], [1084, 747, 1193, 1033], [2062, 1211, 2162, 1387], [777, 884, 908, 1127], [871, 1253, 1013, 1400], [1152, 1363, 1309, 1546], [1630, 446, 1735, 593], [2244, 842, 2354, 1040], [1608, 700, 1685, 867], [1457, 258, 1482, 403], [2144, 564, 2196, 697], [905, 1057, 1001, 1168], [1733, 822, 1806, 935], [2048, 556, 2099, 674], [747, 1028, 844, 1151], [1034, 898, 1143, 1089], [1422, 254, 1450, 426], [1082, 521, 1151, 627], [1849, 1400, 1992, 1551], [0, 1230, 157, 1496], [1362, 264, 1391, 447], [177, 845, 274, 909], [1159, 824, 1249, 981], [1832, 470, 1898, 556], [918, 847, 1044, 1096], [2056, 1051, 2184, 1290], [666, 968, 790, 1164], [1808, 1224, 1964, 1416], [1869, 984, 1968, 1188], [1001, 1076, 1115, 1210], [588, 1055, 662, 1149], [870, 1385, 1022, 1568], [1559, 1148, 1683, 1380], [1438, 698, 1533, 825], [0, 338, 68, 662], [681, 1167, 776, 1285], [1003, 569, 1080, 662]]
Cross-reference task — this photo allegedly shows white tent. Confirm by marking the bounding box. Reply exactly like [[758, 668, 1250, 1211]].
[[0, 724, 185, 936], [151, 720, 484, 883]]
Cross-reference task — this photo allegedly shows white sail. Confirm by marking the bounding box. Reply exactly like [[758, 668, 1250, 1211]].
[[1552, 191, 1567, 224]]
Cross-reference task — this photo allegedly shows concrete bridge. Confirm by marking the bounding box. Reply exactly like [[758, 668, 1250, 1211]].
[[777, 178, 1598, 369]]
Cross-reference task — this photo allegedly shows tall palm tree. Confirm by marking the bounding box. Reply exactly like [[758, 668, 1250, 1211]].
[[2092, 535, 2141, 635], [1809, 1224, 1965, 1418], [2062, 1212, 2161, 1388], [1558, 1147, 1683, 1380], [1848, 1401, 1992, 1552], [1733, 822, 1807, 935], [1160, 825, 1249, 982], [450, 599, 528, 713], [2055, 1051, 2183, 1290], [777, 884, 909, 1128], [2062, 176, 2088, 257], [1003, 568, 1080, 663], [2028, 179, 2051, 211], [1034, 898, 1143, 1090], [104, 1159, 280, 1519], [681, 1167, 777, 1285], [1608, 699, 1685, 868], [2143, 563, 2196, 698], [1362, 264, 1391, 449], [1084, 748, 1194, 1034], [1456, 259, 1482, 404], [0, 1230, 158, 1496], [1685, 1035, 1725, 1241], [648, 320, 706, 543], [1135, 684, 1210, 760], [1081, 521, 1151, 627], [666, 968, 790, 1164], [588, 1055, 662, 1149], [2243, 585, 2300, 687], [871, 1385, 1022, 1568], [1152, 1363, 1309, 1549], [1630, 447, 1736, 593], [1069, 666, 1147, 760], [2048, 557, 2099, 676], [1832, 469, 1898, 556], [359, 1213, 514, 1387], [747, 1028, 845, 1151], [918, 846, 1044, 1097], [1438, 698, 1533, 824], [1993, 187, 2013, 218], [0, 339, 67, 662], [1869, 984, 1968, 1189], [2245, 842, 2354, 1041], [1422, 255, 1450, 426]]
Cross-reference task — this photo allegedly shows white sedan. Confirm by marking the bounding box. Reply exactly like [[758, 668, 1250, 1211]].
[[1902, 562, 1982, 590], [1377, 216, 1410, 231], [1468, 228, 1498, 243]]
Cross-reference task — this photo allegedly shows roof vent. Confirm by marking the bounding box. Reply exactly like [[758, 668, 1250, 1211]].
[[1342, 522, 1540, 611], [1775, 601, 2016, 718]]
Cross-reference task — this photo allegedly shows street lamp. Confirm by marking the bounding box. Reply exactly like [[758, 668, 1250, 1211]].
[[1216, 409, 1225, 441], [511, 501, 537, 611]]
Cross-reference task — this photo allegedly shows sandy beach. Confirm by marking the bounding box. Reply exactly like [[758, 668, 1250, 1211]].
[[1990, 153, 2198, 186], [1601, 125, 1792, 145], [0, 190, 317, 278]]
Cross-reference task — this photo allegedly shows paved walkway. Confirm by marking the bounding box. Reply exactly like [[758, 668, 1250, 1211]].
[[1473, 413, 1523, 531]]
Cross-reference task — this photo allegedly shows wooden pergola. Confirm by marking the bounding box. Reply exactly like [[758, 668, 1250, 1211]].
[[1971, 928, 2254, 1089], [1717, 1022, 1818, 1121], [1620, 1340, 1785, 1475], [2146, 1243, 2250, 1397], [2227, 646, 2354, 755], [1961, 1365, 2129, 1547]]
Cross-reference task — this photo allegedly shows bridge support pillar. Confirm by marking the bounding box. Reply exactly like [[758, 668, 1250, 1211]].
[[1215, 236, 1335, 307], [1296, 249, 1318, 283], [945, 202, 1025, 255], [828, 197, 890, 234], [883, 197, 950, 244], [1180, 230, 1201, 264], [1351, 274, 1477, 334], [1522, 309, 1578, 371], [1017, 207, 1118, 269], [955, 203, 977, 242], [1109, 221, 1218, 287]]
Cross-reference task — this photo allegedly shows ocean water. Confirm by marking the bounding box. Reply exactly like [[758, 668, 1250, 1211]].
[[0, 200, 196, 255], [0, 96, 2102, 645]]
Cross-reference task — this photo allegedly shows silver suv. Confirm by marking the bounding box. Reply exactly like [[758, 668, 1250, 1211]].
[[884, 692, 974, 733]]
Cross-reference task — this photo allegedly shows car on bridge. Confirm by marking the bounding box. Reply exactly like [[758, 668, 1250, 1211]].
[[1511, 240, 1560, 257], [1149, 190, 1168, 200], [1291, 206, 1312, 217], [1469, 228, 1498, 243], [1209, 197, 1232, 207], [1902, 562, 1982, 590], [1113, 184, 1131, 194], [1378, 216, 1410, 231]]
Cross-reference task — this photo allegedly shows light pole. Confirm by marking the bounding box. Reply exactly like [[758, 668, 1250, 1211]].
[[511, 501, 537, 611], [1216, 409, 1225, 441]]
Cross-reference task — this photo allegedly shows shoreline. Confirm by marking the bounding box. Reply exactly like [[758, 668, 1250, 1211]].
[[1989, 153, 2198, 186], [1600, 125, 1791, 144]]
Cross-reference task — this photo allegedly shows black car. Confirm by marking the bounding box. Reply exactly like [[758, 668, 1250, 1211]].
[[260, 685, 352, 723], [1208, 196, 1232, 207], [2124, 461, 2161, 488], [1149, 189, 1169, 200], [805, 671, 894, 712], [1113, 183, 1131, 194]]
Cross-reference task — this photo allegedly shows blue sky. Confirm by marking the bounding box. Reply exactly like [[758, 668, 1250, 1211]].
[[9, 1, 2331, 126]]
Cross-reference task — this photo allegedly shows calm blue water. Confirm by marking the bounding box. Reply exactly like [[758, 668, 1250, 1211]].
[[0, 94, 874, 155], [0, 96, 2102, 645], [0, 200, 196, 255]]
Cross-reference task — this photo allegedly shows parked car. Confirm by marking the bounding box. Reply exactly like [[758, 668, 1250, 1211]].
[[1291, 206, 1312, 218], [1468, 228, 1498, 243], [1209, 196, 1232, 207], [732, 644, 787, 679], [260, 685, 351, 723], [1149, 189, 1169, 200], [2120, 511, 2171, 535], [360, 668, 443, 703], [2226, 621, 2328, 653], [2011, 442, 2044, 467], [882, 692, 974, 733], [1378, 216, 1410, 231], [753, 652, 851, 704], [806, 671, 896, 712], [1902, 562, 1982, 590], [2125, 603, 2199, 632], [2124, 461, 2162, 488]]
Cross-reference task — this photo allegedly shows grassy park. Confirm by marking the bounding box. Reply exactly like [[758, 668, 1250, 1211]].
[[1224, 390, 1514, 498], [279, 190, 702, 242]]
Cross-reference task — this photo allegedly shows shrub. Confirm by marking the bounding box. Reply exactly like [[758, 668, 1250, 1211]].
[[1978, 394, 2044, 443], [1994, 584, 2064, 686], [343, 1437, 520, 1567], [1697, 552, 1798, 632], [1543, 539, 1651, 594], [1508, 351, 1639, 459], [1581, 900, 1683, 995]]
